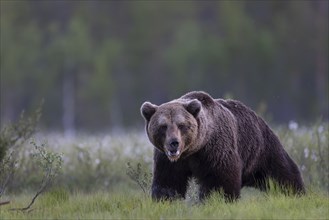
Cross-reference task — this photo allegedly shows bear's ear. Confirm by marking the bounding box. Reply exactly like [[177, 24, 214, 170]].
[[185, 99, 201, 118], [141, 102, 158, 121]]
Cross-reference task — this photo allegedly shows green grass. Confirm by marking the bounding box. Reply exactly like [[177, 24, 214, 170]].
[[1, 189, 328, 219]]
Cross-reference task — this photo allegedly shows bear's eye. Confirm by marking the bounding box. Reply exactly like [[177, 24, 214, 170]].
[[178, 124, 187, 130], [159, 124, 167, 132]]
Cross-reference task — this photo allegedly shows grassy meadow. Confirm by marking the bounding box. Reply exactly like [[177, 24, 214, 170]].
[[1, 189, 329, 219], [0, 122, 328, 219]]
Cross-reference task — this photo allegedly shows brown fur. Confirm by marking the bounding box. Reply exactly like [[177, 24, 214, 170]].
[[141, 91, 305, 201]]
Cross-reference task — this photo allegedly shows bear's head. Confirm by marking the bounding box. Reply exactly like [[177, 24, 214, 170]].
[[141, 99, 202, 162]]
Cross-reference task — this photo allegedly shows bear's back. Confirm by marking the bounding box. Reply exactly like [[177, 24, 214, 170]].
[[216, 99, 256, 119], [216, 99, 270, 173]]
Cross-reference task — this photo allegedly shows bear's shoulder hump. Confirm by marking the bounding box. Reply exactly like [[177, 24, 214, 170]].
[[181, 91, 215, 107]]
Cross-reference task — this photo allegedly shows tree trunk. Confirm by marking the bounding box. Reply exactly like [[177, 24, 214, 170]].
[[62, 71, 75, 137], [315, 0, 328, 119]]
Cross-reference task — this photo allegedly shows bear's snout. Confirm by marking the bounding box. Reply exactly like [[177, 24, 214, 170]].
[[169, 140, 179, 149], [165, 139, 181, 161], [167, 139, 179, 153]]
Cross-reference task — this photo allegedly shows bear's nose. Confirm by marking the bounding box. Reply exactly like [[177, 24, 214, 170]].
[[169, 140, 179, 149]]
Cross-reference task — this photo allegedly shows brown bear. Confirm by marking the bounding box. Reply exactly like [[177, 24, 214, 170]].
[[141, 91, 305, 201]]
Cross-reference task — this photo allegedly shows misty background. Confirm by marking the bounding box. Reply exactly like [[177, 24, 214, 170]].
[[1, 1, 328, 135]]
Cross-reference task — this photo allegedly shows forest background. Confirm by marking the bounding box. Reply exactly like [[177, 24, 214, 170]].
[[0, 1, 328, 134], [0, 2, 328, 218]]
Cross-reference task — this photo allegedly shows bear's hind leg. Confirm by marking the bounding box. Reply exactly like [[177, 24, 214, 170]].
[[199, 170, 241, 202], [270, 151, 305, 195], [199, 181, 241, 202], [243, 172, 269, 192]]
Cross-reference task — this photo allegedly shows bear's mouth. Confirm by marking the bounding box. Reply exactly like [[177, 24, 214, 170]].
[[166, 149, 181, 162]]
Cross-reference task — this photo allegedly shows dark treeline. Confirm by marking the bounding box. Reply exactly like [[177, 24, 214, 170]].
[[0, 1, 328, 133]]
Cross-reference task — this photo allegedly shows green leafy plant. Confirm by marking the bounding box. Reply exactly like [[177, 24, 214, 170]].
[[0, 103, 42, 197], [0, 102, 63, 212], [10, 140, 63, 211], [126, 162, 152, 195]]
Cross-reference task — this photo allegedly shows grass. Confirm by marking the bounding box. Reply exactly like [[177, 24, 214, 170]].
[[1, 188, 328, 219]]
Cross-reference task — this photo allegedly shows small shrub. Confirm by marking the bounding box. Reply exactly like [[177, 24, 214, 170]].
[[126, 162, 152, 194], [9, 140, 63, 211], [0, 103, 42, 197]]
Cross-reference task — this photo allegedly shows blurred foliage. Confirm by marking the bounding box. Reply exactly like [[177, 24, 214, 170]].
[[5, 123, 329, 194], [277, 122, 329, 191], [0, 1, 328, 131]]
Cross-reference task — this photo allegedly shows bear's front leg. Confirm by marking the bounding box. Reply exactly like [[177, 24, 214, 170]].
[[199, 178, 241, 202], [152, 151, 191, 201], [199, 163, 242, 202]]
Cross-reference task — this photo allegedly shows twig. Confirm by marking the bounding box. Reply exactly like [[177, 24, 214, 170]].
[[9, 180, 49, 212], [9, 165, 55, 212], [0, 201, 10, 206]]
